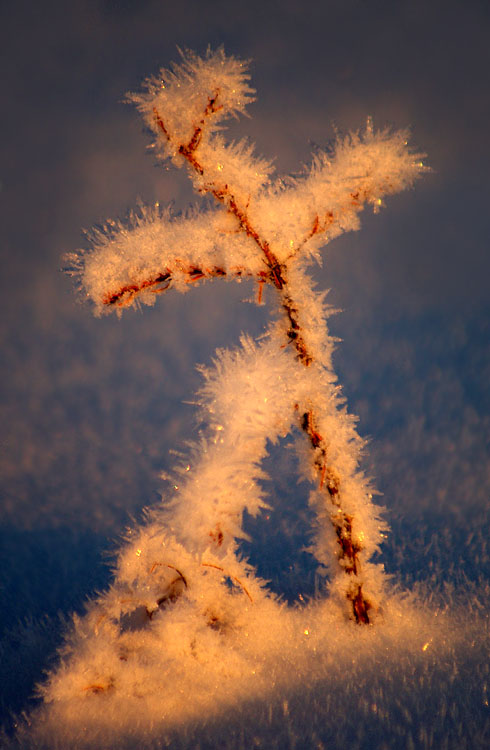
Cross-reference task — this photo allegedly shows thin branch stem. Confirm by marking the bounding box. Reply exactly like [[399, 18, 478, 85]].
[[103, 264, 255, 308], [151, 95, 375, 622]]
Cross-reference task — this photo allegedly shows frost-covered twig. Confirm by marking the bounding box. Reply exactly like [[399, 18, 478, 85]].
[[54, 51, 429, 714], [71, 48, 424, 623], [39, 46, 428, 728]]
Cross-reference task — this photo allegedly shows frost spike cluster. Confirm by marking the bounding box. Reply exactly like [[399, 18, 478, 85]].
[[69, 46, 426, 631]]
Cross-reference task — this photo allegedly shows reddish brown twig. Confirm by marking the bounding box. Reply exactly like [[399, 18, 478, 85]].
[[149, 561, 188, 586], [201, 562, 253, 603], [150, 96, 376, 622], [299, 408, 370, 622], [152, 97, 313, 365], [103, 265, 251, 308]]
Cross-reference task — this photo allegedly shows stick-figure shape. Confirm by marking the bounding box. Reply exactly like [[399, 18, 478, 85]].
[[70, 48, 426, 624]]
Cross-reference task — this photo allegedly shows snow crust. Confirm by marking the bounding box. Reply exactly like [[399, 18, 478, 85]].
[[14, 586, 489, 749]]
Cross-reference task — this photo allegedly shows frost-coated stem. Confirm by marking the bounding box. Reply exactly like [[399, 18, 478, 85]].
[[150, 94, 376, 622], [72, 49, 426, 624]]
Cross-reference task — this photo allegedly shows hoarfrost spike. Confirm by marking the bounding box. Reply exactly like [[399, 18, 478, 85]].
[[45, 47, 426, 728]]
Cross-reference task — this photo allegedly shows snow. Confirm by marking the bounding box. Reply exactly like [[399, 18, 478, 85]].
[[11, 586, 489, 749]]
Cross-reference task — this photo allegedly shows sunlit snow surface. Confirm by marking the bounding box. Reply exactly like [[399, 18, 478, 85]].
[[8, 584, 489, 749]]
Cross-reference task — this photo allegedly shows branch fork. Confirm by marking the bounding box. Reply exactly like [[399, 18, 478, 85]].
[[72, 48, 426, 626]]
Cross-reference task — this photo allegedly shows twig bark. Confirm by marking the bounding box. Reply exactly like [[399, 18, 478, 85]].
[[151, 92, 373, 622]]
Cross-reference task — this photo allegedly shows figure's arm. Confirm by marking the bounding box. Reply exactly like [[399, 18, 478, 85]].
[[250, 120, 428, 264], [69, 50, 276, 314], [67, 205, 264, 314]]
